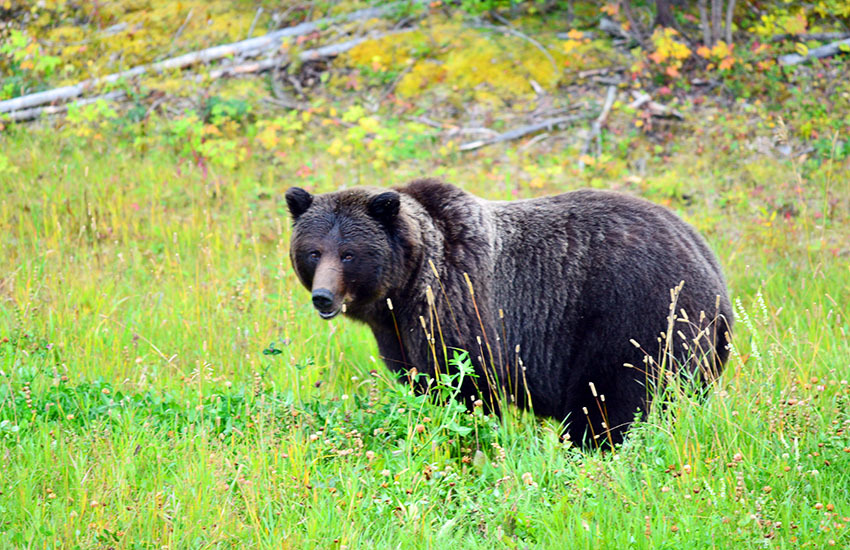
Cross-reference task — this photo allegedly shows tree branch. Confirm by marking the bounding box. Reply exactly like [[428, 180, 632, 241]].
[[2, 91, 127, 122], [771, 31, 850, 43], [9, 31, 412, 122], [0, 4, 400, 114], [459, 114, 590, 152], [479, 14, 558, 75], [778, 37, 850, 66], [579, 85, 617, 170]]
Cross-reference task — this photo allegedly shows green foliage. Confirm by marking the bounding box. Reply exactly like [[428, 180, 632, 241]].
[[454, 0, 570, 15], [202, 96, 253, 126], [0, 29, 59, 99], [0, 337, 493, 454], [0, 152, 19, 174], [3, 104, 849, 546]]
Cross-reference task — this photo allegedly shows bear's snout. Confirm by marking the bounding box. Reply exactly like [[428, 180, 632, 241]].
[[310, 258, 344, 319], [312, 289, 335, 312]]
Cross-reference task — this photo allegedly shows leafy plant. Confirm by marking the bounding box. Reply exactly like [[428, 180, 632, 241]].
[[0, 29, 60, 99]]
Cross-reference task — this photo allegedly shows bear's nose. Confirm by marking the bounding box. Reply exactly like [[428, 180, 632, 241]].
[[312, 288, 335, 311]]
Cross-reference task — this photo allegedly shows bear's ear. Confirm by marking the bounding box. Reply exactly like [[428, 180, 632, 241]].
[[368, 191, 400, 223], [285, 187, 313, 220]]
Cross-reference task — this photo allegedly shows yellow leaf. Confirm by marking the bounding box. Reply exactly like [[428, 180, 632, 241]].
[[711, 40, 733, 59], [795, 43, 809, 56], [563, 39, 580, 54], [203, 124, 221, 137], [358, 116, 380, 133], [256, 126, 279, 150], [327, 138, 343, 156], [697, 46, 711, 58], [601, 3, 618, 16]]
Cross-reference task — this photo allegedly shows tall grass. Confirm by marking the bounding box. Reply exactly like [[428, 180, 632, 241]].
[[1, 127, 848, 548]]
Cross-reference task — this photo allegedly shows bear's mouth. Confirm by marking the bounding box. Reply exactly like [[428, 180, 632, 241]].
[[318, 307, 340, 320], [317, 302, 346, 320]]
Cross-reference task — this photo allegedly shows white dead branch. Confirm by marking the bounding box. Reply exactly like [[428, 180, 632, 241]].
[[778, 37, 850, 66], [459, 114, 590, 152], [0, 5, 395, 115]]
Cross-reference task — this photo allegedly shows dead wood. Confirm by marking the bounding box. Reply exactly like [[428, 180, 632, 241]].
[[0, 4, 396, 115], [206, 31, 411, 80], [578, 85, 618, 170], [9, 31, 409, 122], [3, 91, 127, 122], [599, 17, 631, 41], [483, 14, 558, 74], [459, 114, 590, 152], [770, 32, 850, 43], [778, 37, 850, 65], [628, 91, 683, 119]]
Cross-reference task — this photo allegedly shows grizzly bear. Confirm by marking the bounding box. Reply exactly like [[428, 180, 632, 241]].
[[285, 179, 732, 445]]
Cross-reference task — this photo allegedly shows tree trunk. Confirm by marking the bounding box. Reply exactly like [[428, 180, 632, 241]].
[[725, 0, 736, 44], [621, 0, 647, 48], [698, 0, 711, 46], [654, 0, 676, 29], [711, 0, 722, 45]]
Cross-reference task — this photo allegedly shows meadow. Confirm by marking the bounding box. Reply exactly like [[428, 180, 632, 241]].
[[1, 1, 849, 548]]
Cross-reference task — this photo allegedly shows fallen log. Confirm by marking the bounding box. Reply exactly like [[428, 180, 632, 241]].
[[0, 4, 395, 114], [459, 114, 590, 152], [598, 17, 630, 40], [204, 31, 411, 80], [770, 32, 850, 43], [628, 91, 683, 120], [9, 32, 408, 122], [779, 37, 850, 66], [3, 91, 126, 122]]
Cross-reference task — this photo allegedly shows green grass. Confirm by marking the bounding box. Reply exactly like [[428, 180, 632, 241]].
[[1, 110, 849, 549]]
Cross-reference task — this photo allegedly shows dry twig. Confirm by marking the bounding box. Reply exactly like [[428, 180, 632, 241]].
[[578, 85, 617, 170], [484, 14, 558, 74], [0, 5, 395, 115], [628, 91, 683, 119], [459, 114, 590, 152]]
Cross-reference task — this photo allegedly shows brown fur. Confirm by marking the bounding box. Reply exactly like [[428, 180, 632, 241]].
[[286, 179, 733, 445]]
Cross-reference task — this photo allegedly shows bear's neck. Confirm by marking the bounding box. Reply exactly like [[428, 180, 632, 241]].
[[362, 200, 500, 387]]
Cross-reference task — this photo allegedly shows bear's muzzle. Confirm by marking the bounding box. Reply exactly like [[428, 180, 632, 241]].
[[311, 259, 344, 319]]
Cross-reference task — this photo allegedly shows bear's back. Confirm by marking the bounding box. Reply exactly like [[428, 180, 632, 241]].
[[483, 189, 731, 419]]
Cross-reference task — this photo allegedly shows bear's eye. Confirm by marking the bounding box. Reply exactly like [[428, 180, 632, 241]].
[[341, 252, 354, 262], [309, 250, 321, 261]]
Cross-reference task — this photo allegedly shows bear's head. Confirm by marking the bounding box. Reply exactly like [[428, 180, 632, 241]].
[[285, 186, 410, 320]]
